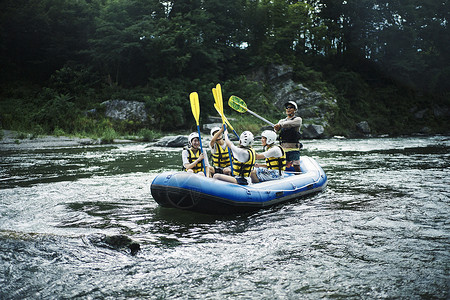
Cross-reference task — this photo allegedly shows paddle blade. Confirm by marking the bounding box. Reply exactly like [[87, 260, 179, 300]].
[[228, 95, 248, 113], [213, 84, 226, 124], [212, 88, 221, 111], [214, 103, 234, 131], [216, 84, 223, 104], [189, 92, 200, 125]]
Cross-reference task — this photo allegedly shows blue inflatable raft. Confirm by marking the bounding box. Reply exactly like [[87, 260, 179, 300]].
[[150, 156, 327, 215]]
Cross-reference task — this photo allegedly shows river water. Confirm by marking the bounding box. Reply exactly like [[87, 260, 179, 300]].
[[1, 136, 449, 299]]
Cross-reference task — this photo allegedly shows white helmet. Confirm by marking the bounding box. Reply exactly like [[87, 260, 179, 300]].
[[284, 101, 298, 110], [188, 132, 199, 146], [210, 126, 221, 137], [261, 130, 277, 145], [239, 131, 254, 147]]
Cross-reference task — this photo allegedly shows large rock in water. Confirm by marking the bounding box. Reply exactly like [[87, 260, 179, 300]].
[[356, 121, 371, 134], [302, 124, 325, 139], [153, 135, 188, 147], [101, 99, 147, 122]]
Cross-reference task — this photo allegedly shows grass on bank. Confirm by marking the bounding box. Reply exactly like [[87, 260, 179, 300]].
[[1, 76, 448, 142], [0, 109, 272, 144]]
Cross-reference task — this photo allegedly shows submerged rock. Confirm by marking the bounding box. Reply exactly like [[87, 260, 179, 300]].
[[88, 234, 141, 255]]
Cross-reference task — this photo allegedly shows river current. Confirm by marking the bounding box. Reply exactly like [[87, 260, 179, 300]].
[[1, 136, 449, 299]]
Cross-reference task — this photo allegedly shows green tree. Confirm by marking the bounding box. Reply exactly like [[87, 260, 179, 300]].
[[317, 0, 449, 98], [87, 0, 164, 86], [0, 0, 98, 82]]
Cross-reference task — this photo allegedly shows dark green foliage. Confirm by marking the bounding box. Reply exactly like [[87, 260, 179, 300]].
[[0, 0, 448, 137], [222, 76, 276, 118], [33, 92, 78, 133], [48, 64, 103, 97], [138, 128, 159, 142]]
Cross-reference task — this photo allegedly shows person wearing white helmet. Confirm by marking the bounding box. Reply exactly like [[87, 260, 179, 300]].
[[213, 130, 255, 185], [250, 130, 286, 183], [182, 132, 214, 177], [273, 101, 302, 173], [209, 126, 231, 175]]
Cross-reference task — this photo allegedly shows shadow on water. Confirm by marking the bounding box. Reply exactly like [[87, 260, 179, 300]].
[[141, 190, 327, 249]]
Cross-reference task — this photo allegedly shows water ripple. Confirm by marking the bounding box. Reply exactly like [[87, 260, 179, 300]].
[[1, 137, 449, 299]]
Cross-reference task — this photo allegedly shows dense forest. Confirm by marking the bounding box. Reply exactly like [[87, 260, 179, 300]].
[[1, 0, 449, 139]]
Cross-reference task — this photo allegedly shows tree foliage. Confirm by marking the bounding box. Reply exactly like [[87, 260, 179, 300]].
[[0, 0, 448, 134]]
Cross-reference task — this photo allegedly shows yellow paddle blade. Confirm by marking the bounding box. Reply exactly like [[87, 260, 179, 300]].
[[212, 88, 221, 111], [216, 83, 223, 105], [213, 84, 225, 124], [214, 103, 234, 131], [228, 95, 248, 113], [189, 92, 200, 125]]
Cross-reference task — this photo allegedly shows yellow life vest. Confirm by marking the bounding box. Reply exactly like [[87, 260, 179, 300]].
[[265, 145, 286, 175], [232, 147, 255, 178], [186, 148, 203, 173], [211, 142, 231, 168]]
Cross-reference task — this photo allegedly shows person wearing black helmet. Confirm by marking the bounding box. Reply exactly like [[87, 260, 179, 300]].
[[273, 101, 302, 173]]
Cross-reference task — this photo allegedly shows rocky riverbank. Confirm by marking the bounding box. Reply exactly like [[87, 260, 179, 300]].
[[0, 130, 102, 150]]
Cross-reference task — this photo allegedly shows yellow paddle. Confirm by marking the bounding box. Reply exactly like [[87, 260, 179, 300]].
[[214, 103, 239, 139], [189, 92, 205, 173], [212, 84, 234, 172]]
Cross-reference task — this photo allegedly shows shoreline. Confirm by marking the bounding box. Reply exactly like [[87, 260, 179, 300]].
[[2, 129, 448, 151], [0, 130, 136, 150]]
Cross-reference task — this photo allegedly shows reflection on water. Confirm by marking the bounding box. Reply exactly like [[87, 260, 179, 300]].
[[1, 136, 449, 299]]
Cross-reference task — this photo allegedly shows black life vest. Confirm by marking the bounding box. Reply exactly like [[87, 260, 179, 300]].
[[279, 127, 301, 144]]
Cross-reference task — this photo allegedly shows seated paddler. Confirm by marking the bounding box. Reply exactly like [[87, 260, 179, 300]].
[[213, 130, 255, 185], [209, 126, 232, 175], [250, 130, 286, 183], [182, 132, 214, 177]]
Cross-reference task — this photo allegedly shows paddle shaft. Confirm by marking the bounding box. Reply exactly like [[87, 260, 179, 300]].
[[196, 125, 206, 173], [246, 108, 275, 127], [229, 96, 275, 127]]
